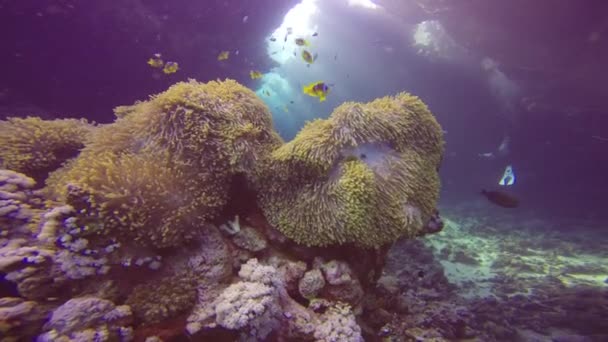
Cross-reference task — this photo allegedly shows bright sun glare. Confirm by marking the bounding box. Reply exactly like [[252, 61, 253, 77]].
[[267, 0, 319, 64], [266, 0, 379, 64], [347, 0, 378, 10]]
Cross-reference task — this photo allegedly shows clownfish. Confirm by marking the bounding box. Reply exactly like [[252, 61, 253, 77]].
[[303, 81, 330, 102]]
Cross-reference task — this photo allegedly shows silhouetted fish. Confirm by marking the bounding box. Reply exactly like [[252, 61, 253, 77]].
[[481, 189, 519, 208]]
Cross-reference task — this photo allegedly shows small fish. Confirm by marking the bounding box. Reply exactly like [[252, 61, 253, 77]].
[[293, 51, 296, 57], [271, 51, 278, 55], [312, 32, 318, 37], [147, 53, 163, 68], [269, 37, 277, 42], [303, 81, 330, 102], [593, 135, 608, 142], [235, 50, 239, 55], [263, 90, 271, 97], [334, 54, 337, 60], [481, 189, 519, 208], [302, 50, 317, 64], [499, 165, 515, 186], [162, 61, 179, 74], [282, 105, 289, 113], [295, 38, 309, 46], [284, 27, 293, 43], [249, 70, 263, 79], [242, 15, 248, 23], [217, 51, 230, 61], [497, 135, 510, 157], [289, 100, 294, 104]]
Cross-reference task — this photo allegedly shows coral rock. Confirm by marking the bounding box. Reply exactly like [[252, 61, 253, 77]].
[[313, 302, 363, 342], [232, 226, 268, 252], [39, 296, 133, 341], [299, 269, 326, 299]]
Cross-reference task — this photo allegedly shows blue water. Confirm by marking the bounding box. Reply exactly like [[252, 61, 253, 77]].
[[1, 1, 607, 340], [2, 0, 606, 220]]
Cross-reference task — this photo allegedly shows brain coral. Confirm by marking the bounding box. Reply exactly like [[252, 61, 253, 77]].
[[258, 92, 444, 247], [0, 117, 93, 182], [45, 79, 282, 248]]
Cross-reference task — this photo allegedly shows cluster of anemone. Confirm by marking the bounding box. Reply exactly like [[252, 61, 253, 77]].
[[0, 117, 94, 182], [45, 79, 282, 249], [257, 92, 444, 248], [0, 79, 446, 340], [4, 79, 443, 251]]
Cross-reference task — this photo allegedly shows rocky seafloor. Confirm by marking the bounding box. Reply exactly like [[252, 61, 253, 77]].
[[380, 200, 608, 342], [2, 169, 607, 341]]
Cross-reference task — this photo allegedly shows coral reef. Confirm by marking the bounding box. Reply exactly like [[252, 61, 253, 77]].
[[126, 277, 197, 324], [45, 79, 282, 249], [299, 269, 326, 299], [38, 297, 133, 341], [258, 92, 444, 247], [313, 302, 363, 342], [186, 256, 368, 342], [0, 169, 41, 235], [0, 82, 452, 341], [213, 259, 283, 340], [0, 297, 52, 339], [0, 117, 93, 183]]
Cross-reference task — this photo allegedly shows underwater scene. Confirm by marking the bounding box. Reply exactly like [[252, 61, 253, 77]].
[[1, 0, 607, 341]]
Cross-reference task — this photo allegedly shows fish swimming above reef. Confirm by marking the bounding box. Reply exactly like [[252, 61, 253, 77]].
[[481, 189, 519, 208], [162, 61, 179, 74], [249, 70, 263, 79], [217, 51, 230, 61], [295, 38, 309, 46], [147, 53, 164, 68], [478, 152, 495, 159], [302, 50, 317, 64], [499, 165, 515, 186], [497, 135, 510, 156], [303, 81, 330, 102], [284, 27, 293, 42], [479, 135, 510, 159]]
